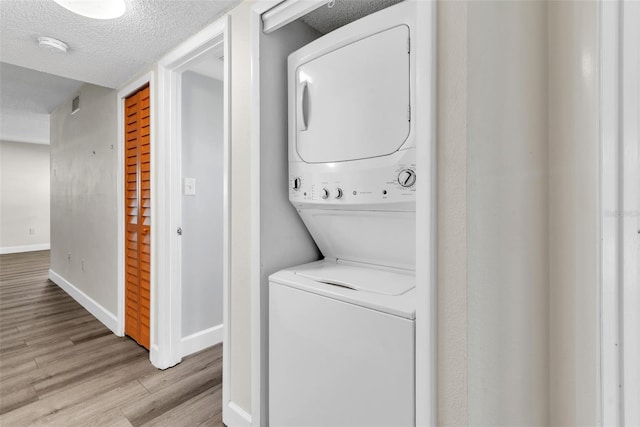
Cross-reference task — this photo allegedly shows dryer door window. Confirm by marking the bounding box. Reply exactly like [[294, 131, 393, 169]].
[[295, 25, 411, 163]]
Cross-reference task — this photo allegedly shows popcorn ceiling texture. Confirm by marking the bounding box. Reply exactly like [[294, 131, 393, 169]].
[[302, 0, 404, 35], [0, 0, 241, 89]]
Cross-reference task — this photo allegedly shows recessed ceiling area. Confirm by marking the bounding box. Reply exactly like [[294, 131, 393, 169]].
[[186, 46, 225, 82], [0, 63, 84, 115], [0, 0, 241, 89]]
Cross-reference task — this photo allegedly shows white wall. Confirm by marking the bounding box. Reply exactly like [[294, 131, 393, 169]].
[[180, 71, 224, 337], [436, 1, 468, 425], [49, 84, 118, 317], [467, 1, 549, 425], [437, 2, 600, 425], [0, 140, 51, 253], [548, 1, 599, 425]]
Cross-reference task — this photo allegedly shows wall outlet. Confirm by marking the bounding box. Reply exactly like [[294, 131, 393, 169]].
[[29, 227, 35, 235]]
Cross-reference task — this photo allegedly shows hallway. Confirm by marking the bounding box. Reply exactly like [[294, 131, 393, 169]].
[[0, 251, 223, 426]]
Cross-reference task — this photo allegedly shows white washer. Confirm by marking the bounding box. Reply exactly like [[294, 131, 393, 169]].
[[269, 260, 415, 427]]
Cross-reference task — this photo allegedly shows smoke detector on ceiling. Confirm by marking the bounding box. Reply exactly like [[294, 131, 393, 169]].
[[37, 36, 69, 54]]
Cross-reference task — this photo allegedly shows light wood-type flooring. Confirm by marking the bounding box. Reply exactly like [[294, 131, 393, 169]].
[[0, 251, 223, 426]]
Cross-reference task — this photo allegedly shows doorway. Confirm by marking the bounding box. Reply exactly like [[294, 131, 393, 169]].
[[157, 16, 230, 381], [176, 47, 225, 357]]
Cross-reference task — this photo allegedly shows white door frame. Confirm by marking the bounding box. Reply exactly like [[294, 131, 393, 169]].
[[600, 0, 640, 424], [155, 14, 230, 369], [115, 15, 231, 372], [249, 1, 437, 425]]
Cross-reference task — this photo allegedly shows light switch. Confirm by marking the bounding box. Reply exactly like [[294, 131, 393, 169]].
[[184, 177, 196, 195]]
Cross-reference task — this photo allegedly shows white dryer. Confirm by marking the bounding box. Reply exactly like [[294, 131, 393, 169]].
[[269, 2, 419, 426]]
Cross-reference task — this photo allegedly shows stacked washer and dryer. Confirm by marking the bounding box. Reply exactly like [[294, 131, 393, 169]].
[[269, 2, 418, 425]]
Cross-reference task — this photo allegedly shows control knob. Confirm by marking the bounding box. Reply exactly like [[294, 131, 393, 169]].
[[335, 188, 343, 199], [292, 177, 302, 191], [397, 169, 416, 188], [321, 188, 330, 199]]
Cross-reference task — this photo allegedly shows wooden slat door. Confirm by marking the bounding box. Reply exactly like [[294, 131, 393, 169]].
[[124, 85, 151, 349]]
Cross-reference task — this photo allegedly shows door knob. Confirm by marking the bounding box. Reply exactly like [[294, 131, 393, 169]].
[[177, 227, 182, 236], [142, 227, 150, 235]]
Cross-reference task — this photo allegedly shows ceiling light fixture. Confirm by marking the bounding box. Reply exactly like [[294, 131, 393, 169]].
[[52, 0, 126, 20], [37, 36, 69, 53]]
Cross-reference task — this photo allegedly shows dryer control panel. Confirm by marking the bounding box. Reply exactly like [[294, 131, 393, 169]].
[[289, 151, 416, 210]]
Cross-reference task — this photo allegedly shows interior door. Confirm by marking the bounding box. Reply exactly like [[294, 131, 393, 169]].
[[124, 85, 151, 349]]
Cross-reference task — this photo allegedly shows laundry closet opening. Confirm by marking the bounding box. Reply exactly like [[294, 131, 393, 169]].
[[250, 0, 435, 424]]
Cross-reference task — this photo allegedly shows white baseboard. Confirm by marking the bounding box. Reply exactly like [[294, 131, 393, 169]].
[[48, 269, 118, 334], [180, 324, 223, 358], [1, 243, 50, 254], [223, 401, 252, 427]]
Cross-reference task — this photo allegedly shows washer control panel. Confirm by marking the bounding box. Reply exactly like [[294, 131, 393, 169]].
[[289, 163, 416, 207]]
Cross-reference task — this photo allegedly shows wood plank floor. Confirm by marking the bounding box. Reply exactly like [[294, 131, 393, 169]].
[[0, 251, 224, 426]]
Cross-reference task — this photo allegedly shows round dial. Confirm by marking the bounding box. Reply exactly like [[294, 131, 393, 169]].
[[334, 188, 343, 199], [397, 169, 416, 188], [321, 188, 330, 199], [292, 177, 302, 191]]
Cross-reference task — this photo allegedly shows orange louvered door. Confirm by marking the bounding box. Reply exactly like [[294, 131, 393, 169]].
[[124, 86, 151, 350]]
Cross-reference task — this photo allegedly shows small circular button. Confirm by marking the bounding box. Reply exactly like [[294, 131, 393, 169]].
[[292, 177, 302, 191], [397, 169, 416, 188], [321, 188, 330, 199], [335, 188, 343, 199]]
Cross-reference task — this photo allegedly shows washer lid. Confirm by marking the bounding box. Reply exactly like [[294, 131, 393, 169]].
[[294, 261, 414, 296]]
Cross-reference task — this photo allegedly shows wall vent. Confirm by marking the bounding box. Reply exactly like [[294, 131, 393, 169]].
[[71, 96, 80, 114]]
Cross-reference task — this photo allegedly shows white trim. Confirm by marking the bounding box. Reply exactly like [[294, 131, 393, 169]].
[[225, 401, 252, 427], [220, 15, 233, 425], [0, 243, 50, 254], [620, 1, 640, 424], [261, 0, 327, 34], [601, 0, 640, 425], [180, 324, 224, 358], [149, 344, 162, 368], [156, 10, 232, 402], [415, 1, 437, 425], [48, 269, 118, 334], [116, 70, 156, 361], [600, 2, 622, 424], [249, 4, 273, 425]]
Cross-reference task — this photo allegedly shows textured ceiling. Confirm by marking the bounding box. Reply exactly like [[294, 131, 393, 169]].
[[0, 62, 84, 114], [0, 0, 241, 89], [302, 0, 404, 34]]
